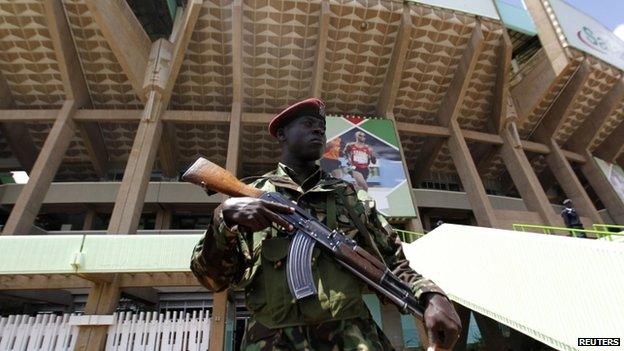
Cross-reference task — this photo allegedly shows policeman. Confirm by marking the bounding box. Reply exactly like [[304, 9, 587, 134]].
[[191, 98, 461, 350], [561, 199, 586, 238]]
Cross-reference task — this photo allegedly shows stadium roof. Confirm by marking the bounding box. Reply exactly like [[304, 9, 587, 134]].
[[405, 224, 624, 351]]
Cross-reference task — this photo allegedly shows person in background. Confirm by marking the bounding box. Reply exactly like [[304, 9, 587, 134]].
[[561, 199, 586, 238]]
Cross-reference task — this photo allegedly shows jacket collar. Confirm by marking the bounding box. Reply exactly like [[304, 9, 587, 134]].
[[267, 163, 343, 194]]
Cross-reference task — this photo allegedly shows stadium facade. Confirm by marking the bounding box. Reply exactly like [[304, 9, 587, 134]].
[[0, 0, 623, 350]]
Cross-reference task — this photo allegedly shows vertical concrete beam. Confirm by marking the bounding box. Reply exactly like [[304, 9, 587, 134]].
[[532, 63, 590, 143], [310, 0, 330, 98], [523, 0, 570, 74], [377, 4, 412, 117], [84, 0, 151, 103], [83, 208, 97, 230], [2, 101, 78, 235], [492, 32, 512, 134], [107, 93, 167, 234], [158, 123, 179, 178], [44, 0, 111, 178], [546, 139, 602, 225], [374, 6, 423, 230], [210, 1, 241, 350], [107, 1, 202, 234], [155, 208, 172, 230], [74, 280, 121, 351], [581, 150, 624, 224], [436, 24, 484, 127], [447, 121, 499, 228], [500, 125, 563, 227]]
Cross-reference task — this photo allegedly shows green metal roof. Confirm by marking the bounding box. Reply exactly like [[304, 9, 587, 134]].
[[0, 235, 201, 275]]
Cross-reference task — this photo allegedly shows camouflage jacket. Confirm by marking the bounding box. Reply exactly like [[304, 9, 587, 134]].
[[190, 163, 444, 328]]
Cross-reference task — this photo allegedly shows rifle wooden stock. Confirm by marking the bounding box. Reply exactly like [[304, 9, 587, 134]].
[[181, 157, 264, 198]]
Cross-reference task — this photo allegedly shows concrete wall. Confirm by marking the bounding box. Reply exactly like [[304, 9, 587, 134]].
[[0, 182, 224, 205]]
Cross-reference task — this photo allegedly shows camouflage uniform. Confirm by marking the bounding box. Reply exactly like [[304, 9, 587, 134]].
[[191, 163, 445, 350]]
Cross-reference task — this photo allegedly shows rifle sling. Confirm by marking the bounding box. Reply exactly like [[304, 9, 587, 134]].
[[336, 191, 385, 264]]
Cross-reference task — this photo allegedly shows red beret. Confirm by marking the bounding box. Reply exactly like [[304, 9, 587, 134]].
[[268, 98, 326, 137]]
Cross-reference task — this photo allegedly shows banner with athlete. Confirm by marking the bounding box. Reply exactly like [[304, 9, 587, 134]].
[[321, 116, 417, 218]]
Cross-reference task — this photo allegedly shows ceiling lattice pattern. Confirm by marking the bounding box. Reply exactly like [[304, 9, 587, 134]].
[[0, 1, 65, 108], [399, 132, 426, 171], [479, 152, 506, 180], [321, 0, 402, 116], [240, 124, 281, 171], [393, 5, 477, 124], [430, 143, 455, 173], [63, 0, 143, 109], [517, 50, 583, 138], [170, 0, 233, 111], [241, 0, 320, 113], [99, 122, 138, 162], [588, 97, 624, 151], [456, 20, 503, 131], [174, 123, 229, 167], [553, 58, 621, 144], [54, 162, 98, 181], [26, 122, 93, 164]]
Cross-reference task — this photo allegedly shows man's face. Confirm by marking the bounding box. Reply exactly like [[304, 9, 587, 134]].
[[279, 115, 326, 161], [356, 132, 365, 143]]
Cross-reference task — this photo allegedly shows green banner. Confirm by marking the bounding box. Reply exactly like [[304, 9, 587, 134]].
[[321, 116, 416, 218]]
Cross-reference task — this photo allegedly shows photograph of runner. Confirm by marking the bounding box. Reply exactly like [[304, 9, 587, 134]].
[[343, 131, 377, 191]]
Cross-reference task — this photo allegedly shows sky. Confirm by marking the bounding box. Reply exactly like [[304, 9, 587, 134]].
[[499, 0, 624, 39]]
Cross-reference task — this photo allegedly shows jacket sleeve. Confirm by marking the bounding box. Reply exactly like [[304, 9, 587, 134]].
[[363, 202, 447, 304], [190, 205, 248, 292]]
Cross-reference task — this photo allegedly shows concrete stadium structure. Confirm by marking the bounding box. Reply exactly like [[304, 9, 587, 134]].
[[0, 0, 623, 349]]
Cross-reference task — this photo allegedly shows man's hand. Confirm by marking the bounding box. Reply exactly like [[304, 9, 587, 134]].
[[423, 293, 462, 350], [222, 197, 295, 232]]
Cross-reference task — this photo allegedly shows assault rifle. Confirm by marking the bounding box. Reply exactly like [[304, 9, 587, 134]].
[[182, 157, 424, 319]]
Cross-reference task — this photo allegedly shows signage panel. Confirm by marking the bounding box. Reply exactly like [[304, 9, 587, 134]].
[[322, 116, 417, 218], [549, 0, 624, 71]]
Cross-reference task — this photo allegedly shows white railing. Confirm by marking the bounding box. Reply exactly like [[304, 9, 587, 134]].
[[0, 311, 211, 351], [0, 314, 77, 351]]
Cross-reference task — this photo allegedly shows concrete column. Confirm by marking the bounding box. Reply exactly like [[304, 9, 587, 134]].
[[74, 280, 121, 351], [107, 92, 166, 234], [447, 121, 499, 228], [500, 126, 563, 227], [581, 150, 624, 224], [2, 100, 77, 235], [405, 218, 424, 234], [546, 139, 603, 225], [380, 304, 404, 350], [82, 208, 97, 230], [154, 208, 172, 230]]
